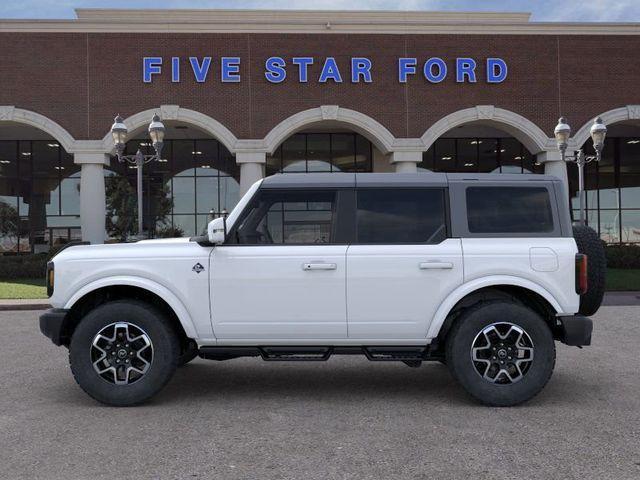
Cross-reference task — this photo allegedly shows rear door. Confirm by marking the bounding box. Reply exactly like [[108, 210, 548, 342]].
[[346, 187, 463, 340]]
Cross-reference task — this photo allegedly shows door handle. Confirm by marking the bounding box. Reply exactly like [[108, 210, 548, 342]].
[[419, 261, 454, 270], [302, 263, 337, 271]]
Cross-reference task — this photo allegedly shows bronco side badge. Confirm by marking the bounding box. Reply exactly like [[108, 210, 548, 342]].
[[192, 263, 205, 274]]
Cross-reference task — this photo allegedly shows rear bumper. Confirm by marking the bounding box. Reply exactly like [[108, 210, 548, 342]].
[[39, 308, 70, 346], [557, 314, 593, 346]]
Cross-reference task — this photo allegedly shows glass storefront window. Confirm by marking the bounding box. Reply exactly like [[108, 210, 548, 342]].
[[266, 132, 373, 174], [106, 138, 240, 238], [434, 138, 456, 171], [456, 138, 477, 171], [567, 137, 640, 244], [0, 140, 80, 252]]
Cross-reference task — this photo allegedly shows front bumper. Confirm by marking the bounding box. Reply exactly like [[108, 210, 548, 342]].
[[557, 314, 593, 346], [39, 308, 70, 346]]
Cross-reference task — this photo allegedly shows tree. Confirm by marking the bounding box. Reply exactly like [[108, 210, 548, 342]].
[[0, 200, 21, 250], [105, 175, 174, 241]]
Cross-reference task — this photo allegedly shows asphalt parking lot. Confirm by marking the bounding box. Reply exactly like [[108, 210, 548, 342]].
[[1, 308, 639, 480]]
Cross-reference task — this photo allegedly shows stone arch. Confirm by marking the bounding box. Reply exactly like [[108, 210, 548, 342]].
[[263, 106, 396, 155], [0, 106, 76, 152], [572, 105, 640, 148], [421, 105, 553, 154], [100, 105, 239, 154]]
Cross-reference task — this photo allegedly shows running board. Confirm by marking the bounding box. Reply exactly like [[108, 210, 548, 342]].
[[198, 346, 432, 362]]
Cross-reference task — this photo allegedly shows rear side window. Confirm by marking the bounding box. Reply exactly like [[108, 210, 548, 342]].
[[466, 187, 554, 234], [356, 188, 447, 243]]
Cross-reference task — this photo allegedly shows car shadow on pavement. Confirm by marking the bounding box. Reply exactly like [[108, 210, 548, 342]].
[[47, 359, 595, 408], [152, 359, 525, 407]]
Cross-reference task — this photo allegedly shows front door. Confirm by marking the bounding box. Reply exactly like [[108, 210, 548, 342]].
[[210, 188, 348, 340], [346, 187, 463, 340]]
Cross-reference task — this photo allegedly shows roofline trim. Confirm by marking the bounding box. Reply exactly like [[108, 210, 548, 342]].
[[1, 9, 639, 34]]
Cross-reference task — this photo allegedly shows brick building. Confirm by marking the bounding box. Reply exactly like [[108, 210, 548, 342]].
[[1, 9, 639, 250]]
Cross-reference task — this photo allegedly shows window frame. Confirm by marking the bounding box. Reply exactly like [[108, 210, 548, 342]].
[[353, 187, 451, 245], [226, 187, 351, 246]]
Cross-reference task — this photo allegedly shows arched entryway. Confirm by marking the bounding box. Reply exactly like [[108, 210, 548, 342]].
[[569, 113, 640, 244], [0, 111, 79, 253], [107, 120, 240, 239]]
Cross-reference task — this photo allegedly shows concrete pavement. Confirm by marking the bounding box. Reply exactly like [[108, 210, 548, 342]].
[[0, 308, 639, 480]]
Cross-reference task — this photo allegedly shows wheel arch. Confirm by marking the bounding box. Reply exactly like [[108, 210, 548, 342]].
[[62, 277, 197, 346], [427, 276, 562, 341]]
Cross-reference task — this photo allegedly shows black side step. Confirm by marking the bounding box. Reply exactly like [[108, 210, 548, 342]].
[[199, 346, 433, 362], [260, 346, 332, 361], [363, 346, 428, 361]]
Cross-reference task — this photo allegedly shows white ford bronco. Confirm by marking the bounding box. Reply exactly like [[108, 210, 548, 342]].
[[40, 173, 605, 407]]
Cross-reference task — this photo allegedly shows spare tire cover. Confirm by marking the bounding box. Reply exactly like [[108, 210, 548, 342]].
[[572, 224, 606, 316]]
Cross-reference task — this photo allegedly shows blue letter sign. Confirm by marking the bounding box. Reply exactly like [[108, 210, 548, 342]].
[[143, 57, 162, 83], [319, 57, 343, 83], [265, 57, 287, 83], [424, 58, 447, 83], [142, 55, 508, 84], [292, 57, 314, 82], [398, 58, 417, 83], [351, 58, 372, 83], [189, 57, 211, 83], [487, 58, 508, 83]]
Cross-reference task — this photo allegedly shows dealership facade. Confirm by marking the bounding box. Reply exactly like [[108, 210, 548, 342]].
[[1, 9, 640, 252]]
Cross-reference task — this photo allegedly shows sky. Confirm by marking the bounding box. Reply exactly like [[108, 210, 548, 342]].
[[1, 0, 640, 22]]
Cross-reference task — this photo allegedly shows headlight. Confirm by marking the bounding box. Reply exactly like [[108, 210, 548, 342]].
[[46, 262, 54, 297]]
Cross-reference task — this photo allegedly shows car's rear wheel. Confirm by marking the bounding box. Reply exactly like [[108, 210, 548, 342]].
[[446, 300, 555, 407], [69, 300, 179, 406]]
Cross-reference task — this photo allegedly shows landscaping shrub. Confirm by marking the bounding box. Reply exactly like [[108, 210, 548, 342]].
[[0, 244, 69, 280], [605, 244, 640, 269], [0, 253, 48, 280]]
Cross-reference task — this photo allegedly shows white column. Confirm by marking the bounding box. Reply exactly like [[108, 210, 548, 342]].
[[237, 151, 266, 196], [537, 151, 568, 191], [390, 151, 422, 173], [75, 152, 109, 244]]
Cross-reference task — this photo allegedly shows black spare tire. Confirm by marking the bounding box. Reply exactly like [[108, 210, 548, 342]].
[[573, 224, 606, 316]]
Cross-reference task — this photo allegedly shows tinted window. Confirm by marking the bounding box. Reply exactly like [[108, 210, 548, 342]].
[[466, 187, 554, 234], [235, 190, 335, 244], [356, 189, 447, 243]]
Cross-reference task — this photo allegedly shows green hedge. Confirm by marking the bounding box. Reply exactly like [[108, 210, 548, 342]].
[[0, 245, 65, 280], [0, 254, 48, 280], [605, 244, 640, 269]]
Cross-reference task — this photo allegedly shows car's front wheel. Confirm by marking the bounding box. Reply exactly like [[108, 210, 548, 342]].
[[446, 300, 556, 407], [69, 300, 179, 406]]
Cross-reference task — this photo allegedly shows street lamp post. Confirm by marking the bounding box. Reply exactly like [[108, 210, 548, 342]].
[[110, 114, 166, 237], [554, 116, 607, 226]]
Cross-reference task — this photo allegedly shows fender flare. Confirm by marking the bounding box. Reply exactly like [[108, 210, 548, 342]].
[[63, 276, 198, 338], [426, 275, 563, 339]]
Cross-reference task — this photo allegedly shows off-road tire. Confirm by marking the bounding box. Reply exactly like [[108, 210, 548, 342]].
[[446, 300, 556, 407], [573, 224, 606, 316], [69, 300, 180, 406]]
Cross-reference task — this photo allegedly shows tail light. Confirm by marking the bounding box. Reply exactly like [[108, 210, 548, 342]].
[[575, 254, 588, 295]]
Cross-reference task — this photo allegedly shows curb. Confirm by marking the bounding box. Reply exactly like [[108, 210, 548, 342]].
[[0, 302, 50, 312]]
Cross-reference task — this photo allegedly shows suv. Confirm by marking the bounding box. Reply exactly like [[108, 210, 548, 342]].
[[39, 173, 604, 407]]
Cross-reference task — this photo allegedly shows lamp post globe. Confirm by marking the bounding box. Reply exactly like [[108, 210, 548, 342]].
[[148, 113, 165, 158], [110, 115, 128, 156], [590, 116, 607, 156], [554, 117, 571, 157]]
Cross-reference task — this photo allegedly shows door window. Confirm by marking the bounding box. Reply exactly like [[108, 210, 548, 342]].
[[356, 188, 447, 244], [234, 190, 336, 244]]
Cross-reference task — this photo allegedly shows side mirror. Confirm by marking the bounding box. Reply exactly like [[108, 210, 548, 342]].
[[207, 217, 226, 245]]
